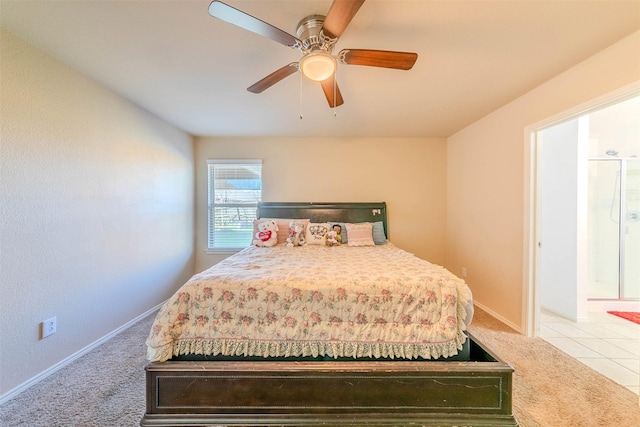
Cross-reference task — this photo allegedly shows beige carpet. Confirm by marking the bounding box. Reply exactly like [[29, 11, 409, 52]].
[[0, 313, 153, 427], [1, 308, 638, 426], [468, 308, 640, 427]]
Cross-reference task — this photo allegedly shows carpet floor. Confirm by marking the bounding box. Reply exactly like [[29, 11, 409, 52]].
[[1, 307, 639, 426]]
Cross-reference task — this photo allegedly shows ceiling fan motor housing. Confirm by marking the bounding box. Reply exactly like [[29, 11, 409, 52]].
[[296, 15, 336, 53]]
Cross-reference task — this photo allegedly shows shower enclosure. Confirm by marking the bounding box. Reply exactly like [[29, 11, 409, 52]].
[[587, 94, 640, 304], [588, 157, 639, 301]]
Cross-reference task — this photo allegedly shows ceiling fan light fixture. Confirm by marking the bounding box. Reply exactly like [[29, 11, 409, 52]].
[[300, 51, 336, 82]]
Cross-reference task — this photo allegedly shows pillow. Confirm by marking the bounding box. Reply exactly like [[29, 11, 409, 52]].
[[255, 218, 310, 245], [345, 222, 375, 246], [306, 222, 331, 245], [372, 221, 387, 245], [329, 222, 348, 244]]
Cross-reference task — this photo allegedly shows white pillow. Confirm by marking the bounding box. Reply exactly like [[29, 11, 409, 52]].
[[345, 222, 375, 246], [306, 223, 331, 245]]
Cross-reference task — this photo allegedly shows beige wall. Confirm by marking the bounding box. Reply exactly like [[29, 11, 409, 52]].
[[2, 22, 638, 403], [194, 137, 447, 272], [0, 31, 195, 399], [446, 30, 640, 331]]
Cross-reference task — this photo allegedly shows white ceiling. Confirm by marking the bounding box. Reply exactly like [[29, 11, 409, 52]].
[[2, 0, 639, 138]]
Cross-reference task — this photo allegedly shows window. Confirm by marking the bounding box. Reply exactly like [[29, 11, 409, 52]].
[[207, 160, 262, 250]]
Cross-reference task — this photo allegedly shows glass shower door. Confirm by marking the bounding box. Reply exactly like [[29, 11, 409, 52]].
[[623, 159, 639, 299], [588, 160, 621, 299], [588, 158, 640, 300]]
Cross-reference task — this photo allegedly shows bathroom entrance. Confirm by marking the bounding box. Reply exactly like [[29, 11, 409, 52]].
[[536, 95, 639, 321]]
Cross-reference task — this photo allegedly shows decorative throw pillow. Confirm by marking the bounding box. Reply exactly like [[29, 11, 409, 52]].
[[372, 221, 387, 245], [345, 222, 375, 246], [306, 222, 331, 245]]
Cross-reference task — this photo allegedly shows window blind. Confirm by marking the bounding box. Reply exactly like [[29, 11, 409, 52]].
[[207, 160, 262, 249]]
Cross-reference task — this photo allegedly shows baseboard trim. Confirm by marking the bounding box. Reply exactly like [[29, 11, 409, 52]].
[[0, 302, 163, 406], [473, 301, 524, 334], [2, 300, 520, 405]]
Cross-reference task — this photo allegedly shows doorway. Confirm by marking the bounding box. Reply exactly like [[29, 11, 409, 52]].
[[535, 95, 639, 322], [528, 91, 640, 395]]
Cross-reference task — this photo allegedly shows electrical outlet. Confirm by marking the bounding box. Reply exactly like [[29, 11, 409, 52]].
[[461, 267, 467, 278], [41, 317, 56, 339]]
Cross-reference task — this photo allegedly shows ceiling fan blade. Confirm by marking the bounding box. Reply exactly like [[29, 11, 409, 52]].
[[339, 49, 418, 70], [321, 0, 365, 39], [247, 63, 299, 93], [208, 1, 301, 49], [320, 76, 344, 108]]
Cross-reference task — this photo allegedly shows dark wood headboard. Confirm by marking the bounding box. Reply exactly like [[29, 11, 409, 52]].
[[257, 202, 388, 239]]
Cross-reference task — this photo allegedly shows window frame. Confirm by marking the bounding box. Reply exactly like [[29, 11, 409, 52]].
[[206, 159, 262, 252]]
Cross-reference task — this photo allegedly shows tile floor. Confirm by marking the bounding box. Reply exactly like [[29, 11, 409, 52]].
[[539, 309, 640, 394]]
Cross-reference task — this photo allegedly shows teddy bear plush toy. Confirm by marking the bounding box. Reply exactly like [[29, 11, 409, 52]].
[[326, 229, 339, 246], [253, 220, 278, 247], [285, 220, 306, 247]]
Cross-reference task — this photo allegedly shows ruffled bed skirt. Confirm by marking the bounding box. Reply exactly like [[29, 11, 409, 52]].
[[150, 333, 467, 362]]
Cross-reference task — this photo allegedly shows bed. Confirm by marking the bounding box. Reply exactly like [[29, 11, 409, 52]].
[[141, 202, 517, 427]]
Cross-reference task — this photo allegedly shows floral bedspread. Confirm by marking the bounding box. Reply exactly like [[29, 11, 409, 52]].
[[146, 244, 472, 362]]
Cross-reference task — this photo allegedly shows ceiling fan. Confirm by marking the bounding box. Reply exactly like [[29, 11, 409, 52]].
[[208, 0, 418, 108]]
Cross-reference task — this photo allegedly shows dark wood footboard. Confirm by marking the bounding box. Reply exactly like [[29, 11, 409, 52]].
[[141, 334, 518, 426]]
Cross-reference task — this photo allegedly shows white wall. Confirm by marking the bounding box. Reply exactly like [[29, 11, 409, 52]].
[[0, 30, 195, 399], [538, 117, 589, 321], [446, 30, 640, 331], [194, 137, 447, 273]]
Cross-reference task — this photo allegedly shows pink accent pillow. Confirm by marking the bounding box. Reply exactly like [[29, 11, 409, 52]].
[[345, 222, 375, 246]]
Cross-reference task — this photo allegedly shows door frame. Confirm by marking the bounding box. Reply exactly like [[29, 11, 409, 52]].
[[522, 82, 640, 337]]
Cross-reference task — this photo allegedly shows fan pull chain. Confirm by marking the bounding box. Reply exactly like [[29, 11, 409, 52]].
[[299, 68, 303, 120], [333, 68, 337, 117]]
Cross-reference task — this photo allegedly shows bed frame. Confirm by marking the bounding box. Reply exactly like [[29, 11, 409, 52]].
[[141, 202, 517, 427]]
